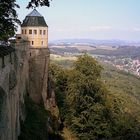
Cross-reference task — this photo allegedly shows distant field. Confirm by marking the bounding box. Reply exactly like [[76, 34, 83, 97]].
[[50, 54, 77, 68], [50, 45, 66, 49], [50, 54, 77, 61], [68, 45, 96, 51], [49, 45, 140, 57], [96, 45, 117, 50], [49, 45, 117, 51]]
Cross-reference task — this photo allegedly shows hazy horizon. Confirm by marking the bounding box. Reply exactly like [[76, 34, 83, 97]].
[[17, 0, 140, 41]]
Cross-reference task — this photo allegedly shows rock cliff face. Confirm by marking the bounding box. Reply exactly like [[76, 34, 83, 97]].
[[0, 43, 29, 140], [0, 42, 51, 140], [29, 47, 56, 110], [29, 48, 50, 105]]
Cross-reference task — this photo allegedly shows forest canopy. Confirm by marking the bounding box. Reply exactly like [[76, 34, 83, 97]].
[[49, 54, 140, 140]]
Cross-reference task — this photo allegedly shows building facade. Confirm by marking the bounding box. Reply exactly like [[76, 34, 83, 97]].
[[21, 9, 48, 48]]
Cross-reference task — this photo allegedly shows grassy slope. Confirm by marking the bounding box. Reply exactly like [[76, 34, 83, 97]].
[[101, 64, 140, 121]]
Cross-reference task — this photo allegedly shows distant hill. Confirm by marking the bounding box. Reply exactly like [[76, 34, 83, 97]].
[[49, 39, 140, 46], [49, 44, 140, 57]]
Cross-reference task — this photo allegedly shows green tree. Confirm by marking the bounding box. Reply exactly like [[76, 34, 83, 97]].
[[64, 54, 112, 139], [27, 0, 51, 8], [49, 63, 68, 118], [50, 54, 140, 139], [0, 0, 20, 41]]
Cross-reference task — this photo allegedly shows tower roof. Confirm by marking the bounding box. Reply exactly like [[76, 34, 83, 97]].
[[27, 9, 42, 17], [21, 9, 48, 27]]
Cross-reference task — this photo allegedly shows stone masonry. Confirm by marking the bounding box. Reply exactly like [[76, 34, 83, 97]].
[[0, 42, 29, 140]]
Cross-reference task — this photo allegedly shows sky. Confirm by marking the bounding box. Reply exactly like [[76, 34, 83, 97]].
[[17, 0, 140, 41]]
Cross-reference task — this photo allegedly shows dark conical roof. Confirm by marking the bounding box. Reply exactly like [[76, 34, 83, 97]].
[[27, 9, 42, 17], [21, 9, 48, 27]]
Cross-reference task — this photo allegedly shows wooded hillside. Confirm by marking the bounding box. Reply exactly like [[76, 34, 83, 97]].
[[50, 54, 140, 140]]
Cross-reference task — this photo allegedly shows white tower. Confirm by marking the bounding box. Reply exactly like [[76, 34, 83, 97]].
[[21, 9, 48, 48]]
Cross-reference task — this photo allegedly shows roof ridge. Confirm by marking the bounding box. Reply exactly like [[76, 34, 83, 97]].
[[27, 9, 43, 17]]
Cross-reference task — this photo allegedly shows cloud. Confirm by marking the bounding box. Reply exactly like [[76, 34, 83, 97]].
[[90, 26, 112, 31], [133, 27, 140, 32]]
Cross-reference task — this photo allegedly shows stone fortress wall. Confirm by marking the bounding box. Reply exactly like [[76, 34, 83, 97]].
[[0, 41, 52, 140], [0, 42, 29, 140], [29, 47, 50, 105]]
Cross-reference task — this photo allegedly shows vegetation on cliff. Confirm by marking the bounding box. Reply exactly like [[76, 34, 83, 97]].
[[18, 96, 63, 140], [49, 54, 140, 140]]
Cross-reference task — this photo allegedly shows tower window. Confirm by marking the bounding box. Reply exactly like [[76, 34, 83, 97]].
[[29, 30, 32, 34], [40, 30, 42, 35], [31, 41, 34, 45], [25, 29, 27, 34], [43, 30, 46, 35], [22, 29, 24, 34], [41, 41, 44, 46], [34, 30, 37, 34]]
